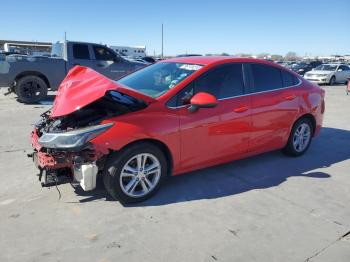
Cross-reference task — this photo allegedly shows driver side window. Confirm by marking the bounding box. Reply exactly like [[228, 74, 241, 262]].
[[93, 45, 116, 61], [174, 63, 244, 106]]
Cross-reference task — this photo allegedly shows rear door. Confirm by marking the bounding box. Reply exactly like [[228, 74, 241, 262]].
[[248, 63, 301, 154], [172, 63, 251, 170], [91, 45, 130, 80]]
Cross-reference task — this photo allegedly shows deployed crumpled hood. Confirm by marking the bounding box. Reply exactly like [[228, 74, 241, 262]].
[[51, 66, 156, 118]]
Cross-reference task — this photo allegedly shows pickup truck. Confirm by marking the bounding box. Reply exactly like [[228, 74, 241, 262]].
[[0, 41, 147, 103]]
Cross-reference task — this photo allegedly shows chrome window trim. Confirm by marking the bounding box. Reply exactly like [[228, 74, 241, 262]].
[[167, 77, 302, 109]]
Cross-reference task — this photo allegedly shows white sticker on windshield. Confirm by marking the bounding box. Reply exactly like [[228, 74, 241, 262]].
[[179, 64, 202, 71]]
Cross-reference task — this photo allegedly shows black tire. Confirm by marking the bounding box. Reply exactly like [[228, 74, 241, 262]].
[[103, 142, 168, 204], [15, 75, 48, 103], [329, 75, 336, 86], [283, 118, 313, 157]]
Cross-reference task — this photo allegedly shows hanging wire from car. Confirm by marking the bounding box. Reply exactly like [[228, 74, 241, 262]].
[[54, 174, 62, 200]]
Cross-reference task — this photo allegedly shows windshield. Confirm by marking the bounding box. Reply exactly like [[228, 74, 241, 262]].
[[118, 62, 203, 98], [51, 42, 64, 57], [314, 64, 337, 71]]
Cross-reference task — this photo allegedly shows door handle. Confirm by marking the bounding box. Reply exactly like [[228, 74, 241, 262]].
[[285, 94, 296, 101], [233, 105, 249, 113]]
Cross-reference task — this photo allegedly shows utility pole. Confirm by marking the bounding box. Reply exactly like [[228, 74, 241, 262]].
[[161, 23, 164, 59], [64, 32, 67, 41]]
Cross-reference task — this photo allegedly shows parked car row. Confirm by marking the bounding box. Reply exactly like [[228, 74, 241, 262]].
[[275, 60, 350, 85], [289, 61, 322, 76], [304, 64, 350, 85]]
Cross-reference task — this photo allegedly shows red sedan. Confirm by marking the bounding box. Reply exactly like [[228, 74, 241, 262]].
[[30, 57, 325, 203]]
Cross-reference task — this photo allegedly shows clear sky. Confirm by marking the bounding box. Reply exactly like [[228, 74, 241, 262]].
[[1, 0, 349, 56]]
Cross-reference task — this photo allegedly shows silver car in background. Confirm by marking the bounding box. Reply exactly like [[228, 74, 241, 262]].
[[304, 64, 350, 85]]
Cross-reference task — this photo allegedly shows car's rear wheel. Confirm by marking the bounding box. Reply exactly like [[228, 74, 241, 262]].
[[329, 76, 336, 86], [283, 118, 313, 157], [103, 142, 167, 204], [15, 75, 48, 103]]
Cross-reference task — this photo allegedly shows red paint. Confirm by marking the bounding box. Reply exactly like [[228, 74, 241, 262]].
[[190, 92, 218, 106], [34, 57, 325, 176], [51, 66, 156, 118]]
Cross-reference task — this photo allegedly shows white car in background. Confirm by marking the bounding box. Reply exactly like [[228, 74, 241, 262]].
[[304, 64, 350, 85]]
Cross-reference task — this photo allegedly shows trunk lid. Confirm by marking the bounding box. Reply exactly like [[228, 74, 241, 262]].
[[51, 66, 156, 118]]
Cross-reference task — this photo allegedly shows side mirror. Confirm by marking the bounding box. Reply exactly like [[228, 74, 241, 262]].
[[188, 92, 218, 113], [337, 68, 343, 72]]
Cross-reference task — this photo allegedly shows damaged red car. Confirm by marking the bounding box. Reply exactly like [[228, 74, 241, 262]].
[[30, 57, 325, 203]]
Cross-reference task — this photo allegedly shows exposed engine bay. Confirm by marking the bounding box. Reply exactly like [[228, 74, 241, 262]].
[[36, 90, 146, 134], [29, 90, 147, 190]]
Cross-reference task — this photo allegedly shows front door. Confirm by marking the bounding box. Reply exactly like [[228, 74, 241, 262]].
[[174, 63, 251, 171]]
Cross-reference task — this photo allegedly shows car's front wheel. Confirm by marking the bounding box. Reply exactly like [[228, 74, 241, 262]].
[[329, 75, 336, 86], [103, 142, 167, 204], [283, 118, 313, 157]]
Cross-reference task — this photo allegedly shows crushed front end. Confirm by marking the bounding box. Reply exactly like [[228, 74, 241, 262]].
[[29, 110, 111, 190], [28, 66, 150, 192], [29, 89, 147, 191]]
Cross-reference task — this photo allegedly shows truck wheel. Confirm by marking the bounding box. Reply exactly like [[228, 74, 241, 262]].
[[15, 75, 48, 103], [103, 142, 167, 204]]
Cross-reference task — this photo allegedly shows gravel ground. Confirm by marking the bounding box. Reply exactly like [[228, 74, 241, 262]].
[[0, 85, 349, 262]]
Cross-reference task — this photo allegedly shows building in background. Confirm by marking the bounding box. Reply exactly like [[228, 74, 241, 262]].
[[0, 40, 51, 55], [109, 45, 146, 58]]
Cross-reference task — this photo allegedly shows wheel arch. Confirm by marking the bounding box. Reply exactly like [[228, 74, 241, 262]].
[[295, 113, 316, 136], [112, 138, 174, 176], [14, 71, 51, 89]]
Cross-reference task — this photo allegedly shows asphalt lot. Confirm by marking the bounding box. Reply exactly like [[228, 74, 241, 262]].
[[0, 85, 349, 262]]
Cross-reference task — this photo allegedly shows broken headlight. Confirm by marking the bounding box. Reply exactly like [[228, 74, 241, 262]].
[[38, 123, 113, 149]]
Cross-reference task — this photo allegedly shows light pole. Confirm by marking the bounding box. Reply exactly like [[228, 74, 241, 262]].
[[161, 23, 164, 59]]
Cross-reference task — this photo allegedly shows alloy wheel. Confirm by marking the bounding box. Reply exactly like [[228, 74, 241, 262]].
[[292, 123, 311, 152], [119, 153, 161, 198]]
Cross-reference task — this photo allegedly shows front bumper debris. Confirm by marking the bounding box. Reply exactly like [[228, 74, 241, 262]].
[[29, 128, 100, 191]]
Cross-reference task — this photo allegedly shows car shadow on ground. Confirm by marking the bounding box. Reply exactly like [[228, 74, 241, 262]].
[[72, 127, 350, 206], [16, 94, 56, 106]]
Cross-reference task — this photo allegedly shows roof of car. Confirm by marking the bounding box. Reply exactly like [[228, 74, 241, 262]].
[[162, 56, 274, 66]]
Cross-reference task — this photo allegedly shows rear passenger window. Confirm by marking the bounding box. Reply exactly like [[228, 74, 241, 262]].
[[281, 70, 300, 87], [251, 63, 283, 92], [73, 44, 90, 60], [281, 70, 293, 87]]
